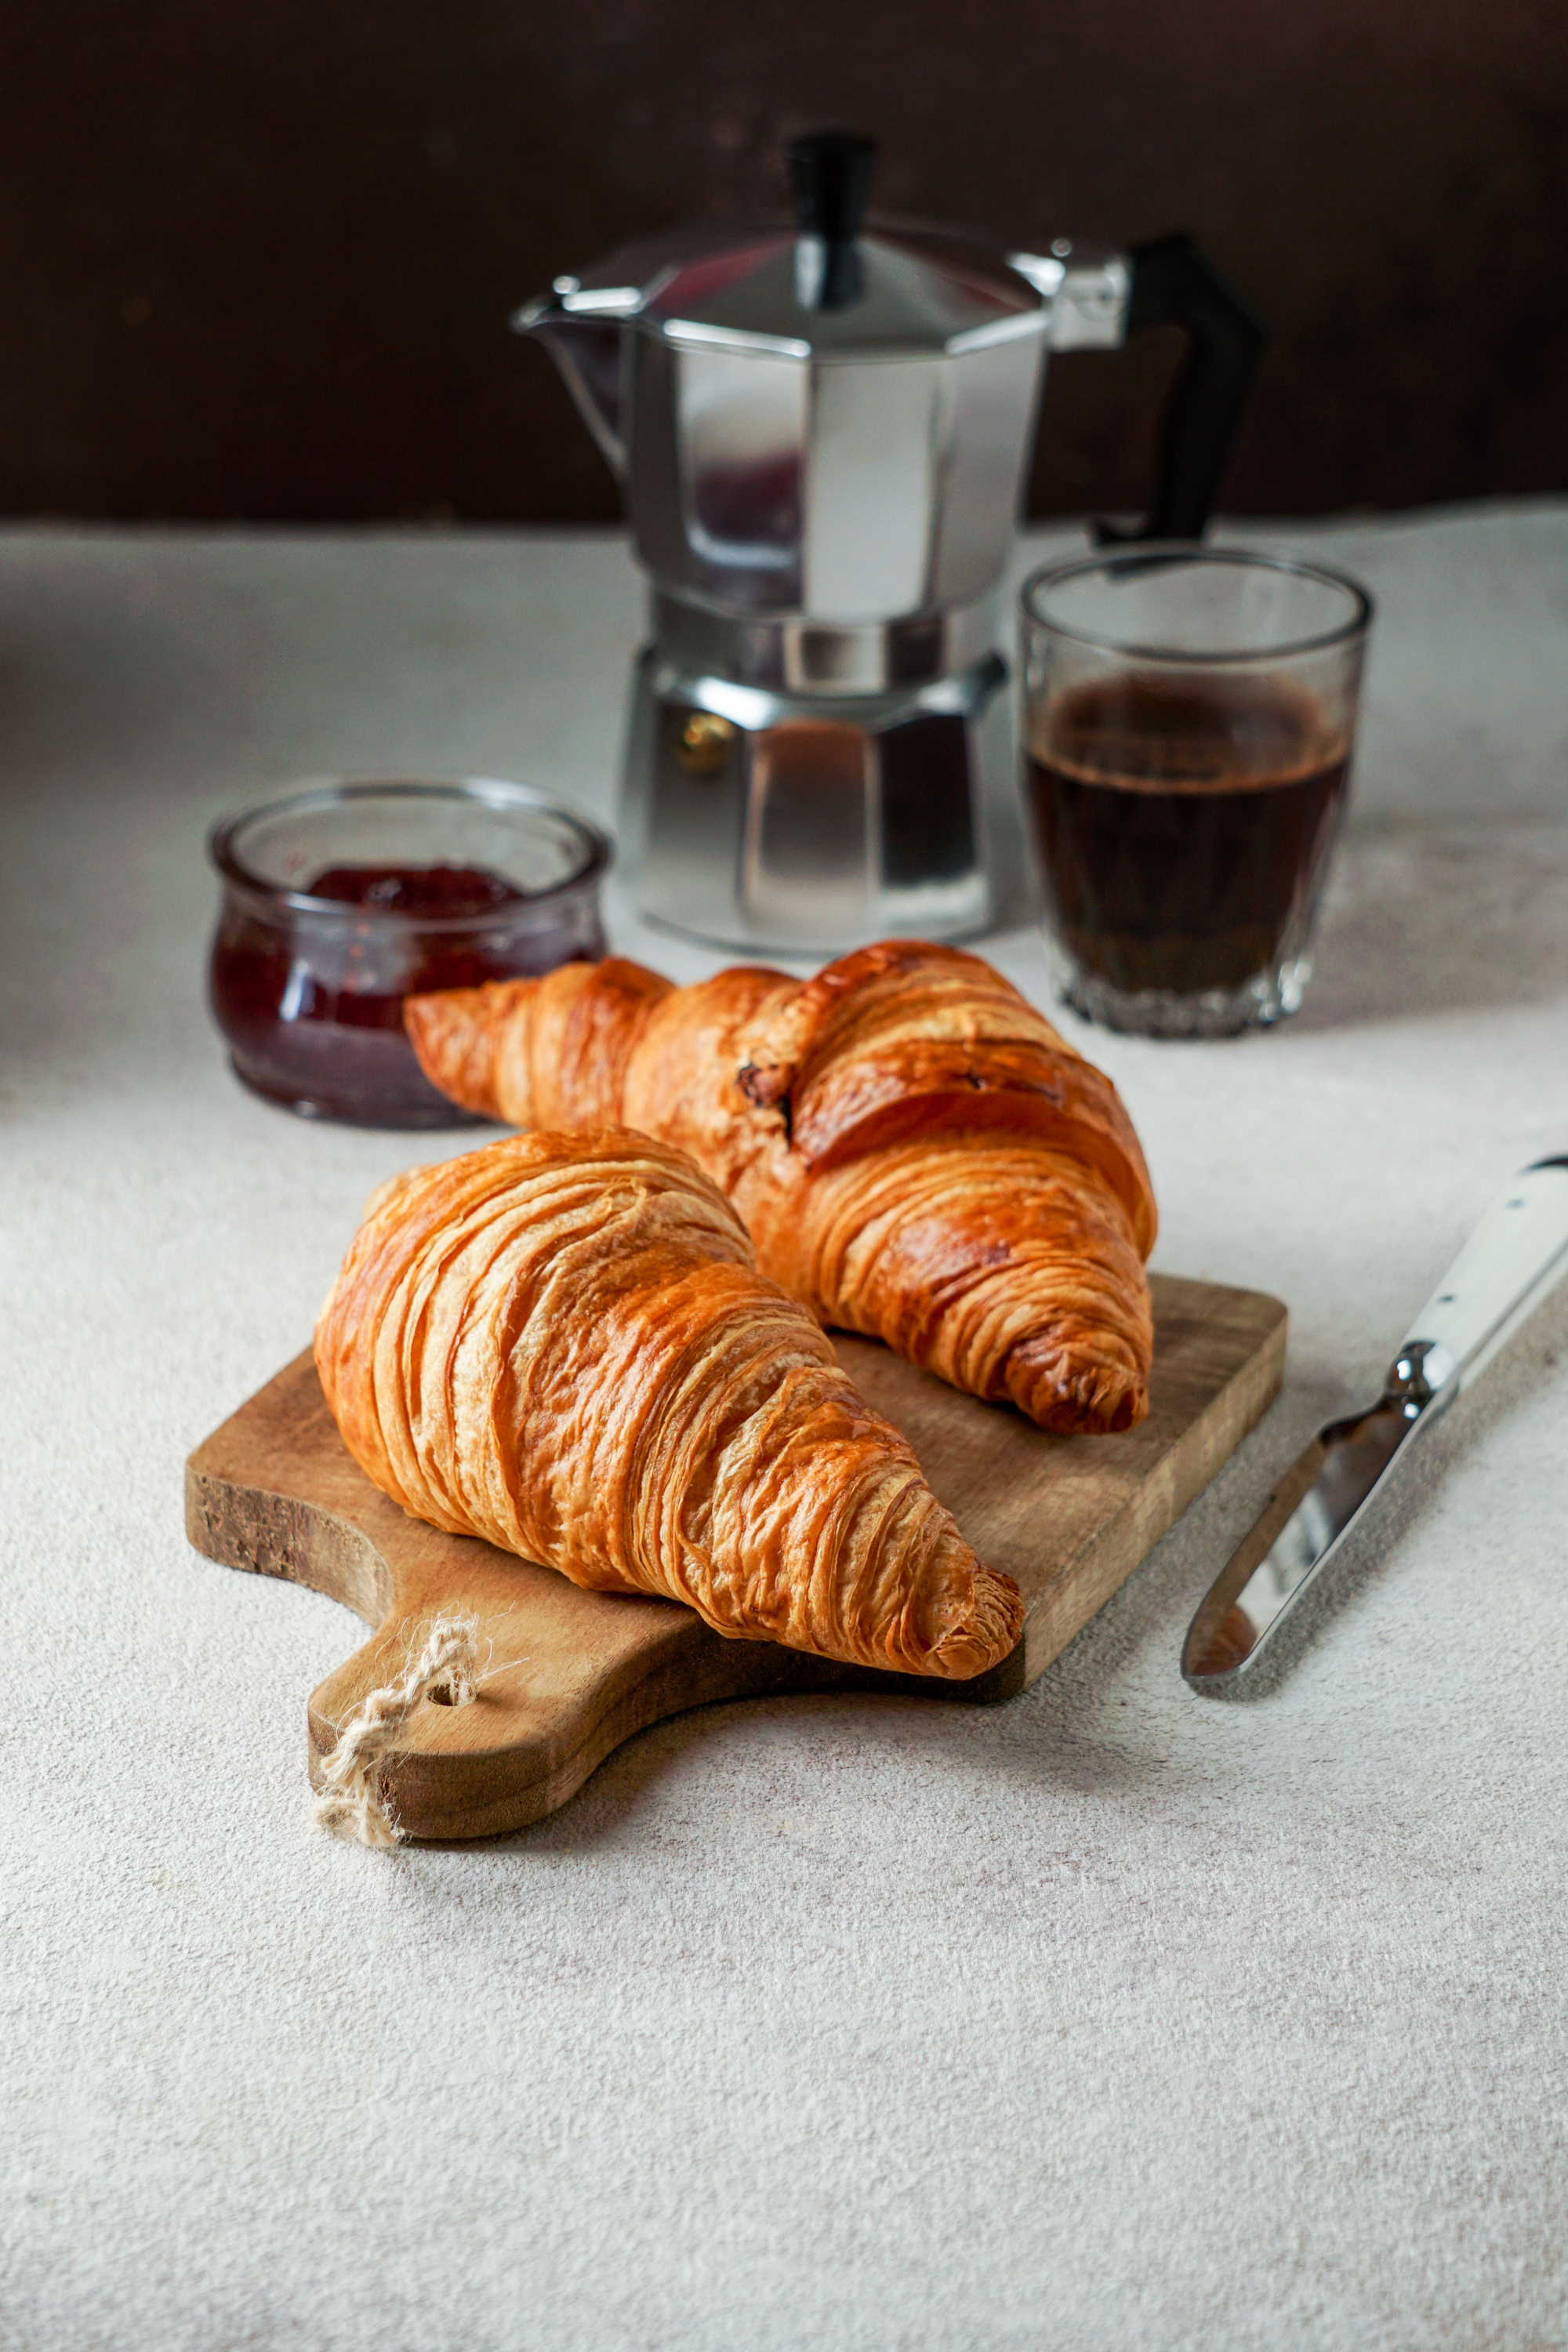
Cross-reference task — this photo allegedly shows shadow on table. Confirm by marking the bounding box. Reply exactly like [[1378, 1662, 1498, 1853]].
[[432, 1271, 1566, 1860], [442, 1377, 1362, 1858], [1294, 822, 1568, 1033], [0, 583, 200, 779], [1176, 1271, 1568, 1702]]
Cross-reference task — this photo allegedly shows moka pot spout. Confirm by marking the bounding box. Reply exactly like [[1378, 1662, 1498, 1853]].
[[511, 284, 631, 481]]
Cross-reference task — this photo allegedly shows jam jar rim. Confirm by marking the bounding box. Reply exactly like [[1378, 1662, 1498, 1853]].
[[207, 775, 612, 927]]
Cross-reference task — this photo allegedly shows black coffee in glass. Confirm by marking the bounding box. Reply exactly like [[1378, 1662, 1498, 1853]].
[[1025, 674, 1351, 997], [1019, 547, 1372, 1037]]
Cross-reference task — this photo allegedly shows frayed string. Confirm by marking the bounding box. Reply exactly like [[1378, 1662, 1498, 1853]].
[[313, 1614, 480, 1849]]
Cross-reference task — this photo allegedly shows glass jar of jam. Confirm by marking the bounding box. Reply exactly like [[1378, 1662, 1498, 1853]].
[[207, 778, 609, 1127]]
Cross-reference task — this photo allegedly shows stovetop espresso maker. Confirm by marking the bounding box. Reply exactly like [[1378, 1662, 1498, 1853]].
[[517, 132, 1263, 951]]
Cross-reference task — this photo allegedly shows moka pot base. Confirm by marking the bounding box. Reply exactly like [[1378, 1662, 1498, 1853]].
[[617, 597, 1009, 954]]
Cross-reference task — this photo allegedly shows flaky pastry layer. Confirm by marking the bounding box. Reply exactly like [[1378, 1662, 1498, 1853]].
[[315, 1129, 1023, 1679], [406, 941, 1156, 1435]]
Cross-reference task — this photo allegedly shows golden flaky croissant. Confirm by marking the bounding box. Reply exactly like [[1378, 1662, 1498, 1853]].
[[405, 942, 1157, 1436], [315, 1130, 1023, 1679]]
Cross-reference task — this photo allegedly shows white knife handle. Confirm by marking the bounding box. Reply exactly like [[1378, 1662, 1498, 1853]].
[[1399, 1159, 1568, 1393]]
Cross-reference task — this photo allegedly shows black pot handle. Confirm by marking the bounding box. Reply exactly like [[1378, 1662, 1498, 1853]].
[[1096, 234, 1267, 545]]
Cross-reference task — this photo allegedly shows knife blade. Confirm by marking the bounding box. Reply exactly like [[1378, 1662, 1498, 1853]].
[[1182, 1156, 1568, 1689]]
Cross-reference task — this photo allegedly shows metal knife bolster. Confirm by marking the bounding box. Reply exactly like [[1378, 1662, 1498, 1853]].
[[1182, 1157, 1568, 1686]]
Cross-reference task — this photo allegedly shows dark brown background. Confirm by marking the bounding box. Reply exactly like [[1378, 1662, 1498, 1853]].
[[2, 1, 1564, 524]]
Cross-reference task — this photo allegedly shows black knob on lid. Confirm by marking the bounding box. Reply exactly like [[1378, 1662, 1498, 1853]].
[[788, 130, 877, 245]]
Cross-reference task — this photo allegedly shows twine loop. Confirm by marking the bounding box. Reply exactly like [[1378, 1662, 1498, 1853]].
[[312, 1614, 480, 1849]]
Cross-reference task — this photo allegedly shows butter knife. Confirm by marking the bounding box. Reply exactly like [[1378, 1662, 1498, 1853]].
[[1183, 1156, 1568, 1688]]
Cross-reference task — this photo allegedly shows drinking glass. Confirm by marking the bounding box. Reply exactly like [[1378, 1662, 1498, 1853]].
[[1019, 545, 1372, 1037]]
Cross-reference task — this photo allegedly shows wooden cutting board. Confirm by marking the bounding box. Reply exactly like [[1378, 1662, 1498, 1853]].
[[186, 1273, 1285, 1842]]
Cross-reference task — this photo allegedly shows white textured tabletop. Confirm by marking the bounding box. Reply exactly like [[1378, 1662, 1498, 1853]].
[[3, 506, 1566, 2352]]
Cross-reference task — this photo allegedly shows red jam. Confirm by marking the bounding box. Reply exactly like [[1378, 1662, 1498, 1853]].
[[303, 862, 527, 916], [209, 860, 605, 1127]]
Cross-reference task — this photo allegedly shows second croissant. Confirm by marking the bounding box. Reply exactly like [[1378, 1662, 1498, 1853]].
[[407, 939, 1157, 1436]]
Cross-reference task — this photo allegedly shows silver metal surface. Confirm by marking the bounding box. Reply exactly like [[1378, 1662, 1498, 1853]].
[[532, 223, 1051, 353], [618, 647, 1004, 952], [1011, 246, 1135, 350], [1183, 1159, 1568, 1688], [650, 590, 1000, 695], [517, 223, 1129, 625], [518, 209, 1132, 946]]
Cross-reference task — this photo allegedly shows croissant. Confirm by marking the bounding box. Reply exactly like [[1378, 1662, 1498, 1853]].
[[406, 942, 1156, 1436], [314, 1129, 1023, 1679]]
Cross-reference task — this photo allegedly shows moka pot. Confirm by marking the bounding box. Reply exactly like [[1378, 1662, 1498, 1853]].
[[516, 131, 1264, 952]]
